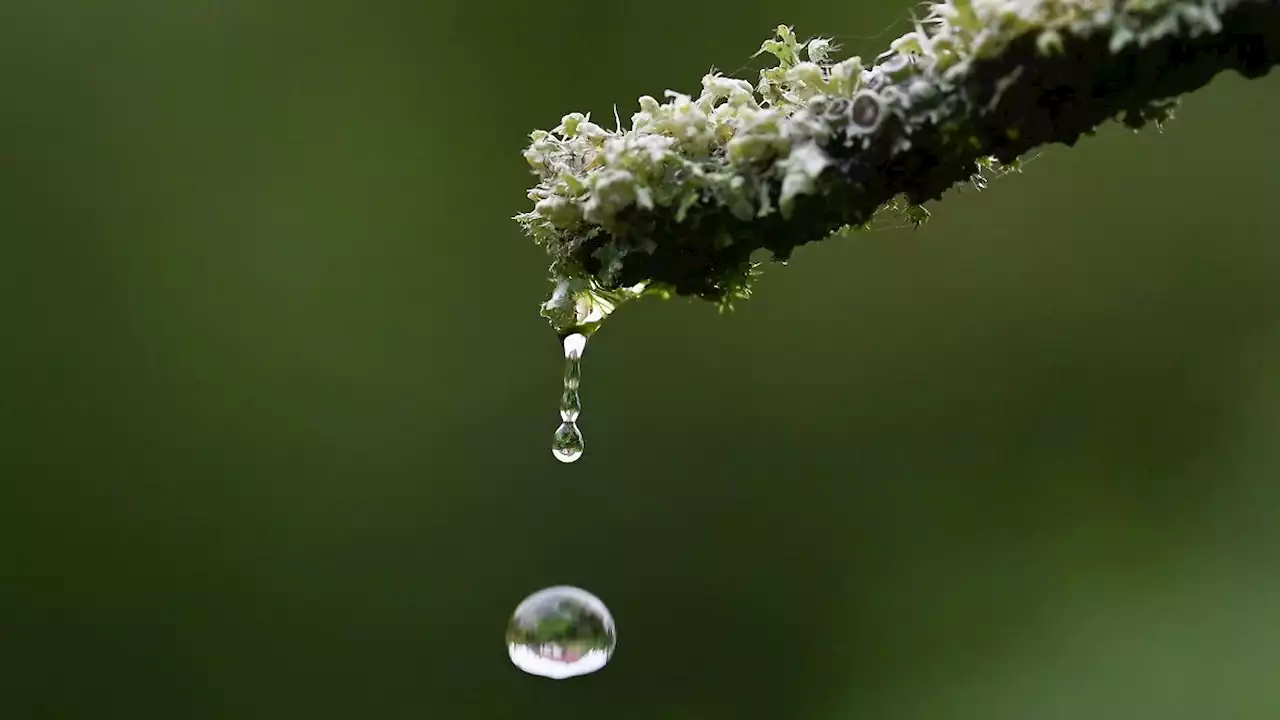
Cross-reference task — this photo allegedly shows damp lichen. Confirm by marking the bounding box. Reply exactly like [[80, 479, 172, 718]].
[[515, 0, 1280, 336]]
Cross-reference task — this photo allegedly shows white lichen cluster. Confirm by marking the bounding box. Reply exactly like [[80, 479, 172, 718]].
[[517, 25, 887, 251], [517, 0, 1242, 334], [517, 23, 916, 332]]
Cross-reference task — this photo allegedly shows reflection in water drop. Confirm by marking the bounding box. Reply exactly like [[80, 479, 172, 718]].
[[506, 585, 616, 680], [552, 333, 588, 463], [552, 422, 584, 463]]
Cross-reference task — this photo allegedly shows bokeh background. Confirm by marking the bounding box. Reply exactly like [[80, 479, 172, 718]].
[[5, 1, 1279, 718]]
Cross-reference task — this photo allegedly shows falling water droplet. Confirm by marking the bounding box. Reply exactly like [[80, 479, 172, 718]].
[[506, 585, 616, 679], [552, 333, 587, 463]]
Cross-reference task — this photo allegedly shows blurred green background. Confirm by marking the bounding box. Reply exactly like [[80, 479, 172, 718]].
[[4, 1, 1279, 718]]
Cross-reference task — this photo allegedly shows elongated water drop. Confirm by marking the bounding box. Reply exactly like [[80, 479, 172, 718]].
[[559, 388, 581, 422], [552, 333, 587, 463], [506, 585, 616, 679]]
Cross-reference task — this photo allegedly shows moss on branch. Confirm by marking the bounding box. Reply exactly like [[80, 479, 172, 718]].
[[515, 0, 1280, 336]]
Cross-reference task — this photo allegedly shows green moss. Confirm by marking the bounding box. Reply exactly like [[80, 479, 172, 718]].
[[516, 0, 1280, 336]]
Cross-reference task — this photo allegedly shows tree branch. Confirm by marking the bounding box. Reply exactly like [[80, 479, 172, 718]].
[[516, 0, 1280, 335]]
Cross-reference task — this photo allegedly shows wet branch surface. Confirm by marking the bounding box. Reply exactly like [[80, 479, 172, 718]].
[[575, 0, 1280, 300]]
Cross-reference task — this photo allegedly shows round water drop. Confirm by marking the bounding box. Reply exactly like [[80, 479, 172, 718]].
[[552, 422, 584, 463], [506, 586, 616, 679]]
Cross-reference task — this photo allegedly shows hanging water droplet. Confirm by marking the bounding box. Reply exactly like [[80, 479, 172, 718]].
[[552, 333, 588, 463], [506, 585, 616, 680], [562, 332, 586, 363], [559, 388, 581, 422], [552, 422, 584, 463]]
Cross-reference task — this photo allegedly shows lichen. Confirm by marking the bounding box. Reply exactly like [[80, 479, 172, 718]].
[[515, 0, 1280, 336]]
